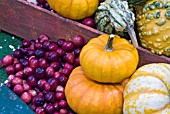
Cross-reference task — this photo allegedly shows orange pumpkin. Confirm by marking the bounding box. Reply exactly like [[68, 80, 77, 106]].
[[65, 66, 128, 114], [47, 0, 99, 20], [80, 34, 139, 83]]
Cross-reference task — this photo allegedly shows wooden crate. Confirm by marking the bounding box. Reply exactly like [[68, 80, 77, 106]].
[[0, 0, 170, 67]]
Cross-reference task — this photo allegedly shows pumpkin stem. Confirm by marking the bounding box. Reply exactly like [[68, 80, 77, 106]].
[[126, 25, 139, 48], [104, 34, 115, 52]]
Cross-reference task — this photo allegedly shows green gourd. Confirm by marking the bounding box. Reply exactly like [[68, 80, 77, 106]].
[[95, 0, 138, 47]]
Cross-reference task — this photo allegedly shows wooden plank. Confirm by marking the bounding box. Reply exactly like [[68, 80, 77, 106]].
[[0, 0, 170, 67], [0, 0, 103, 44], [137, 47, 170, 67]]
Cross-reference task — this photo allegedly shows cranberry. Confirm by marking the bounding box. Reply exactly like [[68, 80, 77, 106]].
[[73, 35, 84, 48], [34, 42, 42, 50], [43, 2, 50, 9], [53, 102, 60, 111], [45, 103, 55, 114], [39, 58, 47, 68], [61, 68, 71, 77], [59, 100, 68, 109], [30, 104, 37, 111], [8, 74, 15, 82], [13, 58, 19, 65], [47, 78, 58, 91], [28, 89, 37, 97], [34, 87, 41, 94], [30, 39, 36, 44], [47, 51, 59, 62], [21, 92, 32, 104], [44, 82, 51, 92], [74, 57, 80, 67], [48, 43, 58, 51], [22, 59, 29, 67], [6, 82, 12, 89], [27, 75, 37, 87], [35, 67, 45, 78], [13, 84, 24, 95], [5, 65, 15, 75], [22, 40, 30, 48], [46, 66, 55, 78], [37, 3, 43, 8], [35, 107, 46, 114], [14, 49, 23, 59], [11, 77, 22, 86], [14, 63, 22, 72], [62, 41, 75, 52], [58, 75, 68, 86], [15, 70, 24, 78], [65, 53, 75, 64], [45, 92, 56, 103], [30, 58, 39, 69], [56, 85, 64, 92], [38, 35, 49, 43], [50, 62, 60, 71], [3, 55, 14, 66], [32, 95, 45, 106], [27, 49, 35, 57], [23, 83, 31, 91], [37, 79, 47, 90], [56, 39, 66, 47], [55, 91, 65, 101], [42, 40, 51, 50], [35, 49, 45, 58], [56, 48, 65, 57], [60, 109, 68, 114], [82, 18, 95, 28], [54, 72, 61, 80], [24, 67, 34, 76], [73, 48, 81, 57], [63, 63, 73, 71], [20, 48, 28, 55]]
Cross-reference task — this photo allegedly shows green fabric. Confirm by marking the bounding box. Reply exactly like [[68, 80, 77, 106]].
[[0, 31, 22, 82]]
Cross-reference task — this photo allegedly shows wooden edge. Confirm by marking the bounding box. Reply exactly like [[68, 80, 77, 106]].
[[137, 47, 170, 67], [0, 0, 170, 67]]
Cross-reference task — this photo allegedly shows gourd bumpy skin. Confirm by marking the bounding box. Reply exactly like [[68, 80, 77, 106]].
[[136, 0, 170, 56]]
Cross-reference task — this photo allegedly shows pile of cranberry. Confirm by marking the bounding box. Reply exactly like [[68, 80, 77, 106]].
[[1, 34, 85, 114]]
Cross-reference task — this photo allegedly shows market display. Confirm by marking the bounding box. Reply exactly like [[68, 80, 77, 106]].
[[1, 0, 170, 114]]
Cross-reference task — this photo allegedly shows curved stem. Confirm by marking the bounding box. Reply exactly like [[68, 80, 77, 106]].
[[127, 26, 139, 48], [104, 34, 115, 52]]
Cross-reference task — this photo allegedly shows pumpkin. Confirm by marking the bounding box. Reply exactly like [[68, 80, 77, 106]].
[[47, 0, 99, 20], [95, 0, 138, 47], [136, 0, 170, 56], [80, 34, 139, 83], [65, 66, 129, 114], [123, 63, 170, 114]]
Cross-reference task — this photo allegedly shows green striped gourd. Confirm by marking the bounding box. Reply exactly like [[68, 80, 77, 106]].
[[123, 63, 170, 114], [95, 0, 138, 47], [125, 0, 147, 7], [136, 0, 170, 56]]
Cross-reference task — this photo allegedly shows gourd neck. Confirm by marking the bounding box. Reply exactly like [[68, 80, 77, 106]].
[[104, 34, 115, 52]]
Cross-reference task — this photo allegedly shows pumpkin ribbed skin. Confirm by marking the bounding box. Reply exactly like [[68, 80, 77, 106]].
[[65, 66, 128, 114], [80, 34, 139, 83], [136, 0, 170, 56], [123, 63, 170, 114], [47, 0, 99, 20]]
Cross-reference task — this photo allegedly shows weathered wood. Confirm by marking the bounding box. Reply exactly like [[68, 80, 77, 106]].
[[0, 0, 170, 68], [0, 0, 103, 44]]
